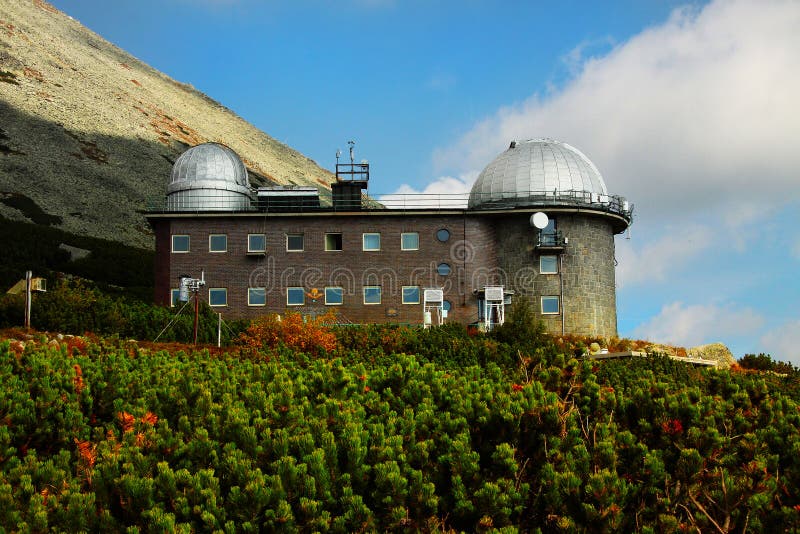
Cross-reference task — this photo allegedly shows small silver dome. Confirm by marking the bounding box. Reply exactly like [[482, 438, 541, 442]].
[[468, 139, 608, 209], [167, 143, 253, 211]]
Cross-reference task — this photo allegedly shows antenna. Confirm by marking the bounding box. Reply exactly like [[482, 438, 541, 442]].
[[348, 140, 355, 164], [336, 148, 341, 164], [530, 212, 549, 229]]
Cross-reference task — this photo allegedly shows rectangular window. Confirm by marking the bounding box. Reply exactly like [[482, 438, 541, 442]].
[[402, 286, 420, 304], [170, 289, 181, 307], [325, 286, 344, 305], [171, 234, 190, 253], [362, 233, 380, 251], [248, 287, 266, 306], [248, 234, 266, 253], [286, 234, 304, 251], [363, 286, 381, 305], [287, 287, 305, 306], [325, 233, 343, 251], [209, 288, 227, 307], [401, 232, 419, 251], [541, 296, 560, 315], [540, 255, 558, 274], [209, 234, 227, 253]]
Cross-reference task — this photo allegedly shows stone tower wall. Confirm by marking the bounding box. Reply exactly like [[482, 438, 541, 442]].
[[493, 213, 618, 338]]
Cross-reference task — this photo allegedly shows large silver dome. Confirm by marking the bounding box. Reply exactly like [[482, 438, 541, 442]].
[[167, 143, 253, 211], [468, 139, 609, 209]]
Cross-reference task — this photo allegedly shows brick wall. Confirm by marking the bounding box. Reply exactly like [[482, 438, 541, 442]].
[[156, 213, 497, 325]]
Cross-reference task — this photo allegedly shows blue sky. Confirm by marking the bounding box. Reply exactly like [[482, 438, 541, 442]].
[[50, 0, 800, 363]]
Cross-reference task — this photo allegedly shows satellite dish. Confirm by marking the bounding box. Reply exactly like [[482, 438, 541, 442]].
[[531, 212, 549, 229]]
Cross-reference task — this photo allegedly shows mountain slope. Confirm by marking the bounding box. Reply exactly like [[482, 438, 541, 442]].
[[0, 0, 335, 249]]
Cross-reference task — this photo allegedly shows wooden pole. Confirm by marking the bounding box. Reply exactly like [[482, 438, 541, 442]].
[[193, 291, 200, 345], [24, 270, 32, 329]]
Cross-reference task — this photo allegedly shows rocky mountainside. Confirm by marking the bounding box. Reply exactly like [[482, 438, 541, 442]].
[[0, 0, 336, 249]]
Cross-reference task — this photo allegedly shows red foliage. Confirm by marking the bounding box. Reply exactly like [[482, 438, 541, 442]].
[[74, 438, 96, 468], [73, 364, 85, 395], [237, 311, 339, 357], [511, 384, 524, 392], [661, 419, 684, 436], [141, 412, 158, 426], [118, 412, 136, 433], [65, 336, 88, 355]]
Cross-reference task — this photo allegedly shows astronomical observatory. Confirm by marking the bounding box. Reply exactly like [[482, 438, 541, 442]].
[[146, 139, 632, 337]]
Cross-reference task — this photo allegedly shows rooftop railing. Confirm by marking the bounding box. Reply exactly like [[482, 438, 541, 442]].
[[146, 189, 633, 221]]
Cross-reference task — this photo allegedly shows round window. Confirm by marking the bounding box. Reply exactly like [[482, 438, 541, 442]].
[[442, 300, 452, 312], [436, 228, 450, 242], [437, 263, 452, 276]]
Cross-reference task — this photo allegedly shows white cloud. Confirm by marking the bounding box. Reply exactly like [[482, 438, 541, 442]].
[[616, 223, 713, 287], [632, 301, 764, 347], [759, 319, 800, 365], [432, 0, 800, 221], [379, 172, 476, 209]]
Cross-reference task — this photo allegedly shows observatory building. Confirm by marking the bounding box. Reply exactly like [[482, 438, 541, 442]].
[[146, 139, 632, 337]]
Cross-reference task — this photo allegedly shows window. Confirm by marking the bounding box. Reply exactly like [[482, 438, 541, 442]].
[[287, 287, 305, 306], [248, 287, 266, 306], [363, 286, 381, 305], [437, 263, 452, 276], [209, 234, 227, 253], [170, 289, 181, 307], [209, 288, 227, 307], [541, 296, 560, 315], [363, 233, 381, 251], [325, 233, 343, 251], [248, 234, 266, 253], [540, 255, 558, 274], [172, 235, 190, 253], [436, 228, 450, 242], [325, 287, 344, 305], [286, 234, 304, 251], [539, 218, 558, 246], [442, 300, 452, 312], [401, 232, 419, 251], [402, 286, 420, 304]]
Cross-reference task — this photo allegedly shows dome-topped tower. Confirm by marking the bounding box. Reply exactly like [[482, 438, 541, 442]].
[[468, 138, 611, 210], [167, 143, 253, 211]]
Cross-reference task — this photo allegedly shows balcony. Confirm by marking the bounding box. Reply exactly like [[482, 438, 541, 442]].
[[536, 230, 566, 252]]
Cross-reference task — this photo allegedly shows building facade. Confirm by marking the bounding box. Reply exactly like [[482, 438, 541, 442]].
[[146, 139, 632, 337]]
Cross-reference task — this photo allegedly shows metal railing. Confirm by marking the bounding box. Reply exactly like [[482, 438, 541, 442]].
[[145, 189, 633, 221]]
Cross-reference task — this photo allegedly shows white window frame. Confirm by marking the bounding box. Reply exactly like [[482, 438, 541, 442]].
[[362, 233, 381, 251], [325, 286, 344, 305], [287, 287, 305, 306], [209, 234, 227, 253], [540, 255, 558, 274], [248, 233, 266, 253], [248, 287, 267, 307], [325, 233, 343, 252], [209, 288, 227, 307], [363, 286, 381, 305], [401, 232, 419, 251], [402, 286, 420, 304], [171, 234, 190, 253], [286, 233, 304, 252], [541, 296, 560, 315]]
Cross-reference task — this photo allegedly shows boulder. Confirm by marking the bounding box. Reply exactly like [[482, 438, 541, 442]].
[[689, 343, 736, 369]]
